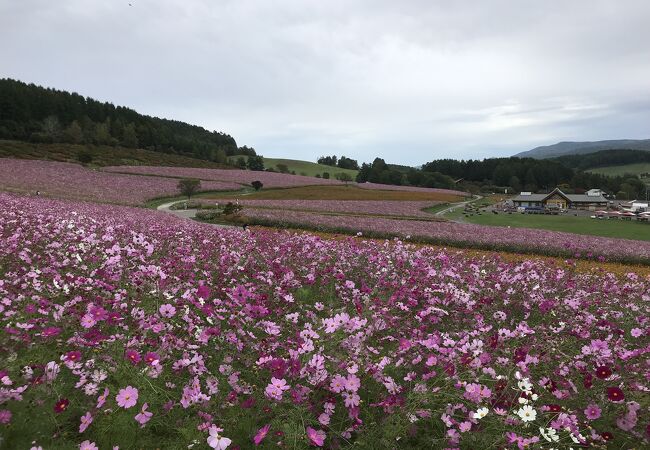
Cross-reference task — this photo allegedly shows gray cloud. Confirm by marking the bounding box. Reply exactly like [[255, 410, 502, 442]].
[[1, 0, 649, 164]]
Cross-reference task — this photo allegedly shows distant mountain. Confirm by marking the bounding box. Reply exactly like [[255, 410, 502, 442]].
[[515, 139, 650, 159]]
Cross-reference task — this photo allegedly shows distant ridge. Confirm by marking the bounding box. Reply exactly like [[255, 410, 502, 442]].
[[515, 139, 650, 159]]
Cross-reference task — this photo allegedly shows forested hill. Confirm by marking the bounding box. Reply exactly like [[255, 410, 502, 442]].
[[0, 78, 255, 163], [552, 149, 650, 171]]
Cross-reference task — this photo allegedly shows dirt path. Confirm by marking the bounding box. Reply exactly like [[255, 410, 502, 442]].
[[156, 201, 235, 229]]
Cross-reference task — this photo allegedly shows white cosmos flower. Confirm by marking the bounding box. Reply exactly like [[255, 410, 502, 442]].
[[517, 379, 533, 392], [472, 407, 489, 419], [517, 405, 537, 422], [540, 427, 559, 442]]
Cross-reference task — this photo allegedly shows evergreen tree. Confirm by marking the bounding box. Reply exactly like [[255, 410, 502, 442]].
[[63, 120, 83, 144], [121, 123, 138, 148]]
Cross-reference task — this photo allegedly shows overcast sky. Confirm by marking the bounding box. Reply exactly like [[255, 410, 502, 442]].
[[1, 0, 649, 165]]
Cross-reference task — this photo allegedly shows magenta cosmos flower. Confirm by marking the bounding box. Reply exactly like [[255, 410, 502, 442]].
[[584, 404, 601, 420], [116, 386, 139, 409], [253, 424, 271, 445], [144, 351, 160, 366], [306, 427, 325, 447], [54, 398, 69, 413], [125, 349, 141, 365], [607, 387, 625, 402]]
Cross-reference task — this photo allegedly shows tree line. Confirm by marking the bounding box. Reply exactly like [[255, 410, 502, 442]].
[[0, 78, 256, 163], [422, 155, 647, 199], [317, 155, 360, 170], [552, 149, 650, 171]]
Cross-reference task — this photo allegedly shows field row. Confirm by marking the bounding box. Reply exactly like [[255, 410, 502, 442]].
[[1, 192, 648, 449], [238, 207, 650, 263]]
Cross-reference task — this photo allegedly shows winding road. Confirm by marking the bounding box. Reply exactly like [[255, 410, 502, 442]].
[[157, 201, 235, 228]]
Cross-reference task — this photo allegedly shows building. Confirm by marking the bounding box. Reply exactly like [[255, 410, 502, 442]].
[[511, 188, 608, 210]]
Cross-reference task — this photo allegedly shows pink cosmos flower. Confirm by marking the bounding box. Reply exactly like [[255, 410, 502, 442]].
[[80, 314, 96, 329], [159, 304, 176, 318], [79, 441, 98, 450], [265, 377, 290, 400], [97, 388, 109, 408], [116, 386, 139, 409], [253, 424, 271, 445], [135, 402, 152, 427], [630, 328, 643, 338], [345, 374, 361, 392], [330, 375, 346, 393], [584, 404, 601, 420], [207, 425, 232, 449], [306, 426, 326, 447], [459, 421, 472, 432], [79, 411, 93, 433], [0, 409, 11, 424]]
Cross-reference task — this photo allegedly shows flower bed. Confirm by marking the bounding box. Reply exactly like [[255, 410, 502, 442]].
[[242, 208, 650, 263], [0, 159, 239, 205], [356, 181, 468, 196], [1, 192, 648, 449], [102, 165, 343, 188], [204, 199, 442, 218]]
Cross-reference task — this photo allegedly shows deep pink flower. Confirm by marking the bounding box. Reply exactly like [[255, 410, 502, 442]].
[[607, 387, 624, 402], [54, 398, 69, 413], [253, 424, 271, 445], [65, 350, 82, 362], [125, 349, 141, 365], [595, 366, 612, 379], [306, 427, 325, 447], [144, 351, 160, 366], [116, 386, 139, 409]]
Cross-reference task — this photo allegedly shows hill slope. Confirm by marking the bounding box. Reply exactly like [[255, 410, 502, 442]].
[[0, 140, 231, 168], [0, 78, 251, 163], [515, 139, 650, 159], [228, 156, 358, 178]]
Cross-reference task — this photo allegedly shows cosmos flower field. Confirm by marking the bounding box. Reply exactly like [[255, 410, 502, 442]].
[[241, 208, 650, 264], [0, 159, 240, 205], [1, 192, 649, 449]]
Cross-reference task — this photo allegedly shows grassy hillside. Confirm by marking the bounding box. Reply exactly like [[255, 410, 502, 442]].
[[458, 212, 650, 241], [0, 140, 231, 168], [229, 155, 358, 178], [587, 162, 650, 178]]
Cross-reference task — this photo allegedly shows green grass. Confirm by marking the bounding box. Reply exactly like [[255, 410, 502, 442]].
[[461, 212, 650, 241], [0, 140, 231, 168], [228, 155, 358, 178], [587, 162, 650, 178]]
